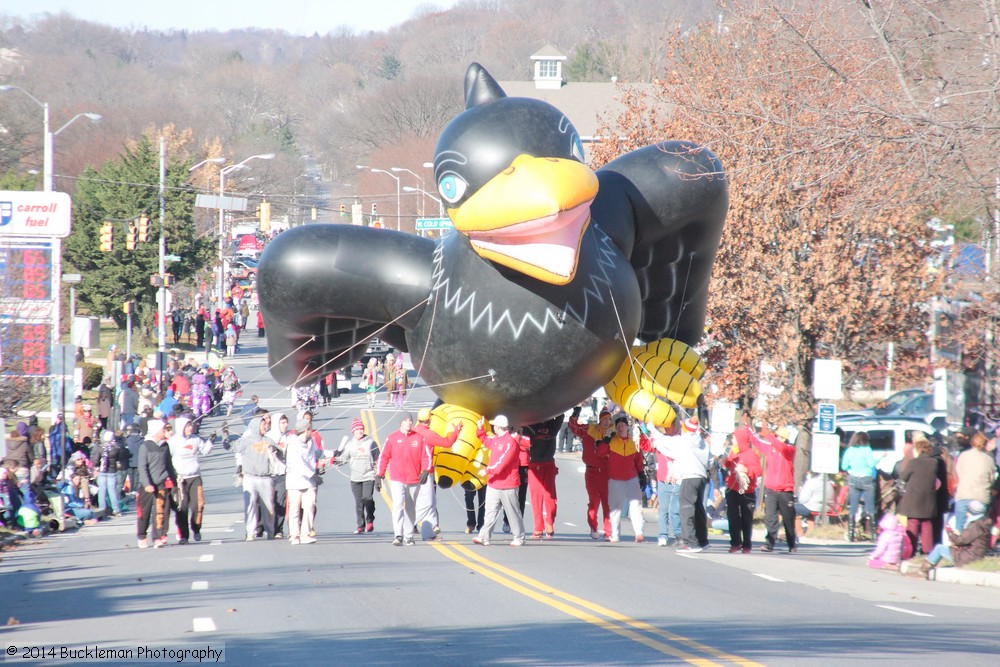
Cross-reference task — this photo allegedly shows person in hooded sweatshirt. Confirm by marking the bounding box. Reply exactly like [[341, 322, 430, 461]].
[[225, 411, 278, 540], [867, 513, 907, 570], [334, 418, 381, 534], [136, 419, 177, 548], [168, 416, 214, 544]]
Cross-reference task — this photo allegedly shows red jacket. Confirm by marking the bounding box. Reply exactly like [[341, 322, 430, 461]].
[[412, 422, 460, 472], [755, 434, 796, 492], [568, 416, 610, 470], [607, 435, 644, 481], [377, 429, 431, 484], [477, 429, 522, 489], [722, 446, 763, 494]]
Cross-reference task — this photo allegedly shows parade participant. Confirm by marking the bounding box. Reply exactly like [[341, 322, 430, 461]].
[[473, 415, 527, 547], [362, 358, 379, 408], [412, 408, 463, 541], [654, 420, 682, 547], [167, 417, 214, 543], [568, 405, 612, 540], [265, 413, 290, 539], [377, 413, 431, 546], [719, 434, 762, 553], [334, 418, 380, 533], [225, 412, 278, 541], [605, 415, 646, 543], [649, 416, 710, 553], [285, 417, 323, 544], [523, 416, 562, 538], [756, 425, 798, 553], [136, 420, 176, 548]]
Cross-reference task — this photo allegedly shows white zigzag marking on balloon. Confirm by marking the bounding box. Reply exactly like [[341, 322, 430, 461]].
[[430, 231, 618, 340]]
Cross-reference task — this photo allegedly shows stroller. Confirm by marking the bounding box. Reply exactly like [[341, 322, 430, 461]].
[[295, 383, 320, 412]]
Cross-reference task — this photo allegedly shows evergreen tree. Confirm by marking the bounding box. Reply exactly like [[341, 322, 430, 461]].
[[63, 135, 214, 338]]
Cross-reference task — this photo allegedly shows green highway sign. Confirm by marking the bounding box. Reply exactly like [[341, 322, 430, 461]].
[[415, 217, 453, 230]]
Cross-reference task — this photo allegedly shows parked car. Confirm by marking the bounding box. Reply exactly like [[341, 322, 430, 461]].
[[837, 387, 928, 420], [833, 417, 939, 467], [229, 258, 258, 282]]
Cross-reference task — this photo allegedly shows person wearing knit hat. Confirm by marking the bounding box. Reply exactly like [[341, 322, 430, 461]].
[[412, 408, 464, 541], [333, 416, 381, 533], [136, 418, 176, 548], [682, 417, 699, 433]]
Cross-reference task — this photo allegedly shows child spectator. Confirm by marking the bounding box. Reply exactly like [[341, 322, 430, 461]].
[[867, 513, 907, 570]]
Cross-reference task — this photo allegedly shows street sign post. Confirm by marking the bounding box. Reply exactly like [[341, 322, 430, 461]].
[[817, 402, 836, 434], [415, 217, 453, 230]]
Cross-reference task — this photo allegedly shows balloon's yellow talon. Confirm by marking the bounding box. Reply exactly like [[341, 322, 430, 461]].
[[427, 404, 487, 490], [604, 338, 704, 428]]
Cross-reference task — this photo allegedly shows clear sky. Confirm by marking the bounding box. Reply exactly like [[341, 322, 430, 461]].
[[0, 0, 459, 35]]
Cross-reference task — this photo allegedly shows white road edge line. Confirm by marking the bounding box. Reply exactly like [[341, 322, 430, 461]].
[[876, 605, 934, 618], [562, 522, 578, 527], [211, 540, 222, 546], [192, 617, 216, 632], [753, 573, 785, 583], [191, 581, 209, 591], [199, 554, 214, 562]]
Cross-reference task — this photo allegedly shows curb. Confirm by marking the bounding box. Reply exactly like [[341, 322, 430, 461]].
[[899, 559, 1000, 588]]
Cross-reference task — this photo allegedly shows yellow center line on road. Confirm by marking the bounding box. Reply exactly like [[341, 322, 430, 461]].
[[433, 542, 762, 667]]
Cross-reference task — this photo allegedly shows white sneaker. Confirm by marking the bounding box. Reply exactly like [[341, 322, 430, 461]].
[[509, 539, 524, 547], [300, 536, 317, 544], [590, 531, 602, 540], [657, 537, 668, 547]]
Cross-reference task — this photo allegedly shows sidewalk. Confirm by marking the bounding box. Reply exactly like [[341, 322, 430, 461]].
[[637, 505, 1000, 589]]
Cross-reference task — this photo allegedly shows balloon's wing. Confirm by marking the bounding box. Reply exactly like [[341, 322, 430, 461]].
[[594, 141, 728, 346], [256, 225, 434, 387]]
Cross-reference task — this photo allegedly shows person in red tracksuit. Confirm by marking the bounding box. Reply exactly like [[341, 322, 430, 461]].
[[376, 413, 431, 546], [754, 425, 798, 553], [522, 416, 563, 539], [569, 405, 613, 540], [412, 407, 463, 541], [473, 415, 526, 547], [719, 437, 763, 553]]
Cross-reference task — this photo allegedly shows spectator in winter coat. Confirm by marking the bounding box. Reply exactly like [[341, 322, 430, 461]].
[[334, 418, 381, 533], [90, 430, 125, 517], [377, 413, 431, 546], [168, 417, 214, 543], [473, 415, 526, 547], [897, 434, 945, 555], [755, 425, 798, 553], [794, 471, 836, 535], [921, 500, 994, 577], [867, 513, 907, 570], [3, 422, 32, 483], [953, 432, 998, 531], [841, 431, 877, 540]]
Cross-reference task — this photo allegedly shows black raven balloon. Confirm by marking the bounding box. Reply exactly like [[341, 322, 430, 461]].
[[258, 64, 727, 486]]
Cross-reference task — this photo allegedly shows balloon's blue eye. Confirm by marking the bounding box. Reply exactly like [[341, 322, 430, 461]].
[[571, 136, 585, 162], [438, 174, 468, 204]]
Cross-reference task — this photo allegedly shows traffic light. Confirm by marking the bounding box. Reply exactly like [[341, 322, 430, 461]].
[[259, 200, 271, 233], [137, 216, 150, 242], [122, 301, 134, 314], [163, 273, 174, 287], [100, 222, 114, 252], [371, 203, 377, 216], [371, 220, 383, 229], [150, 275, 164, 287], [126, 222, 138, 250], [339, 204, 346, 217]]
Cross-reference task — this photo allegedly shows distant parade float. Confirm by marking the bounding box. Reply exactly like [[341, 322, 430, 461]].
[[258, 63, 728, 488]]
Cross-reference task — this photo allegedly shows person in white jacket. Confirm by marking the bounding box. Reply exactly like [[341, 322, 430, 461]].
[[167, 416, 214, 543], [648, 417, 711, 553], [285, 417, 327, 544]]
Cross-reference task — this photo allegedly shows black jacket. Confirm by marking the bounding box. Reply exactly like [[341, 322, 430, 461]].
[[138, 439, 176, 487]]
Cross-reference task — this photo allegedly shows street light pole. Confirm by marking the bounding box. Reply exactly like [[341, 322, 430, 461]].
[[403, 186, 443, 217], [391, 167, 425, 218], [369, 168, 401, 231], [217, 154, 274, 310]]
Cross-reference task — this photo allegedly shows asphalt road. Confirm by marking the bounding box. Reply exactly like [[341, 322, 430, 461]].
[[2, 337, 999, 666]]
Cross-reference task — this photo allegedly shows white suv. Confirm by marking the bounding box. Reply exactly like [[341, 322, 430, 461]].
[[834, 417, 939, 467]]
